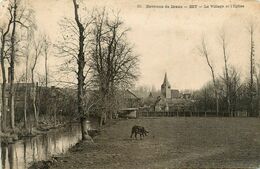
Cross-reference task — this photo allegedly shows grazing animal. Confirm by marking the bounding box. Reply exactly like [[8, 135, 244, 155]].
[[130, 125, 149, 139]]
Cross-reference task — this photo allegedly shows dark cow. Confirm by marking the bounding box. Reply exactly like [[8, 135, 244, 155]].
[[130, 125, 149, 139]]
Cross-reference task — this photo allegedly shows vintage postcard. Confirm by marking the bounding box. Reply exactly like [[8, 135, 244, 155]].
[[0, 0, 260, 169]]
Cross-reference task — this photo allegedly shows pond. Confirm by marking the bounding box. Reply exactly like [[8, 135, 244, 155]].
[[0, 120, 97, 169]]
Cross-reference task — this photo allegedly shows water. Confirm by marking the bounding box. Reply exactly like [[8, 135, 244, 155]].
[[0, 121, 95, 169]]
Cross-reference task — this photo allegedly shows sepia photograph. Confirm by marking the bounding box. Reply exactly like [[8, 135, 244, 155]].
[[0, 0, 260, 168]]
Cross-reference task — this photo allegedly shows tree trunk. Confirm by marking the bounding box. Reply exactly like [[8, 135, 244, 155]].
[[257, 86, 260, 117], [201, 38, 219, 117], [109, 110, 113, 120], [1, 80, 7, 132], [249, 25, 255, 117], [215, 90, 219, 117], [72, 0, 91, 141], [221, 34, 231, 117], [45, 45, 48, 88], [257, 74, 260, 117], [258, 95, 260, 118], [24, 32, 30, 130], [8, 144, 14, 169], [54, 102, 57, 127], [24, 90, 27, 129], [24, 75, 28, 129], [9, 0, 18, 130], [1, 142, 7, 168], [0, 0, 13, 133], [31, 70, 38, 126], [81, 117, 93, 141], [1, 47, 7, 132], [99, 111, 107, 127]]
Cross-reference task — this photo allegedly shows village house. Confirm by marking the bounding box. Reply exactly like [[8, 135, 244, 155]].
[[118, 89, 143, 118]]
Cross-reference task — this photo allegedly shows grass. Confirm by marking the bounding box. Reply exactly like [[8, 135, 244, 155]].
[[48, 117, 260, 169]]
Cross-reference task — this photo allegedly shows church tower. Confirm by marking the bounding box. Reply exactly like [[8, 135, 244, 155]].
[[161, 73, 171, 99]]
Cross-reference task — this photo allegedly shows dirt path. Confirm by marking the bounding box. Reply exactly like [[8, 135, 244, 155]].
[[49, 117, 260, 169]]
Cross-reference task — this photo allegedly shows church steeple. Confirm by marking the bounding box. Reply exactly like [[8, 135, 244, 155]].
[[161, 72, 171, 99], [162, 72, 170, 87]]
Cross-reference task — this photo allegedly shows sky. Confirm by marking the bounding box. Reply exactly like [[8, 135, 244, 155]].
[[1, 0, 260, 90]]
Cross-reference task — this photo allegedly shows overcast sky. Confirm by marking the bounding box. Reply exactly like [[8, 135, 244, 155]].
[[1, 0, 260, 90]]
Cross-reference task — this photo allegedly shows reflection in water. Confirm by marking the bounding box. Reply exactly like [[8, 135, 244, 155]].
[[1, 143, 7, 169], [8, 144, 14, 169], [23, 142, 27, 169], [0, 122, 93, 169]]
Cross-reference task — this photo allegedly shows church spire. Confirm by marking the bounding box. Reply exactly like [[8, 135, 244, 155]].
[[163, 72, 170, 86], [161, 72, 171, 99]]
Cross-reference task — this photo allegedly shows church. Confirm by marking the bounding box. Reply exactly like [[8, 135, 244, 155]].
[[161, 73, 180, 99], [146, 73, 192, 112]]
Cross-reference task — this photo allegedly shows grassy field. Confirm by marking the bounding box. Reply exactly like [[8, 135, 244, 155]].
[[50, 117, 260, 169]]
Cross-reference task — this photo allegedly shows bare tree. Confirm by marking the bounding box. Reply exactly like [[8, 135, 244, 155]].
[[6, 0, 34, 130], [72, 0, 93, 141], [199, 37, 219, 116], [90, 9, 139, 124], [247, 22, 256, 117], [19, 8, 36, 130], [220, 32, 231, 116], [9, 0, 18, 130], [0, 6, 13, 132], [42, 34, 51, 88], [30, 34, 43, 126], [255, 65, 260, 117], [23, 28, 32, 130], [228, 66, 241, 115], [56, 0, 93, 141]]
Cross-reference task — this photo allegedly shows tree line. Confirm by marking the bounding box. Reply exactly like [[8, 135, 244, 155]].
[[195, 24, 260, 117]]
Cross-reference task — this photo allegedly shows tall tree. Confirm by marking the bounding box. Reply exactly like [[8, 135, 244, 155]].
[[90, 10, 139, 124], [31, 35, 43, 126], [72, 0, 92, 141], [248, 23, 256, 116], [43, 34, 51, 88], [255, 65, 260, 117], [8, 0, 35, 129], [227, 66, 241, 114], [19, 7, 36, 130], [9, 0, 18, 129], [56, 0, 93, 140], [220, 32, 231, 116], [0, 6, 13, 132], [23, 28, 31, 130], [199, 37, 219, 116]]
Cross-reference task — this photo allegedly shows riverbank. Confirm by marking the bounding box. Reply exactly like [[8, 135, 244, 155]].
[[1, 120, 93, 169], [30, 117, 260, 169], [0, 115, 88, 145], [0, 122, 67, 144]]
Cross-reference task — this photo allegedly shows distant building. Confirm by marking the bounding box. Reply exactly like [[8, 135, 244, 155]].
[[118, 90, 143, 118], [160, 73, 180, 99], [161, 73, 172, 99], [182, 93, 192, 99], [171, 89, 180, 99], [143, 73, 194, 112]]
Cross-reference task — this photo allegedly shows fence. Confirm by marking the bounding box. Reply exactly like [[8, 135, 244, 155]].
[[136, 111, 248, 117]]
